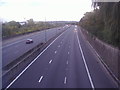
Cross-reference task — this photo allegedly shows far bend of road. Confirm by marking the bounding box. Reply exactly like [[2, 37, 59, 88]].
[[5, 25, 118, 88], [2, 26, 67, 67]]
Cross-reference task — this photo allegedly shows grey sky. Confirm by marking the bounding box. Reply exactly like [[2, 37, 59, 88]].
[[0, 0, 93, 22]]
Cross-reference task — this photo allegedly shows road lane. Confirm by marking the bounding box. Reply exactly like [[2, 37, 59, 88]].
[[77, 26, 118, 88], [4, 25, 70, 87], [4, 25, 118, 88], [66, 29, 91, 88], [3, 27, 67, 87], [2, 26, 67, 67], [2, 27, 63, 47], [77, 33, 94, 88]]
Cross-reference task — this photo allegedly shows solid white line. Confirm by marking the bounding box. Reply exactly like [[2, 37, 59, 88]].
[[55, 51, 57, 54], [49, 60, 52, 64], [38, 76, 43, 83], [6, 30, 67, 89], [64, 77, 67, 84], [76, 33, 95, 89]]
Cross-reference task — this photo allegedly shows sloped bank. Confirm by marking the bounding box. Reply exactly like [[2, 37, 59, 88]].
[[79, 26, 120, 85]]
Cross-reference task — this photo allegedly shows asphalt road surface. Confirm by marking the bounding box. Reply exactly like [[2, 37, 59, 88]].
[[2, 26, 68, 67], [4, 25, 118, 88]]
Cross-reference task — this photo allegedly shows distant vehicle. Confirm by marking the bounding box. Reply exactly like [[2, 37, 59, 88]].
[[66, 25, 69, 27], [26, 39, 33, 44], [47, 27, 50, 29]]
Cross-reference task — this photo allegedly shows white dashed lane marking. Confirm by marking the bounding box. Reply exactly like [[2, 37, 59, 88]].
[[38, 76, 43, 83], [64, 77, 67, 84], [49, 60, 52, 64], [66, 61, 69, 65], [68, 52, 69, 54], [55, 51, 57, 54], [58, 45, 60, 48]]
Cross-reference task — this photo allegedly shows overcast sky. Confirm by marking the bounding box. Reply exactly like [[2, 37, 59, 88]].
[[0, 0, 93, 22]]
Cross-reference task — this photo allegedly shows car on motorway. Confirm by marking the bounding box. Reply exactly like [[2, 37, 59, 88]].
[[26, 39, 33, 44]]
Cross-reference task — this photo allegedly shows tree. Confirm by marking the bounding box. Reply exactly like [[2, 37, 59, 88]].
[[80, 2, 120, 49], [2, 21, 21, 37], [93, 2, 120, 49], [27, 19, 35, 26]]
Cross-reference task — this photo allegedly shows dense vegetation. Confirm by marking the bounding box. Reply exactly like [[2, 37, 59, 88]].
[[2, 19, 63, 38], [79, 2, 120, 49]]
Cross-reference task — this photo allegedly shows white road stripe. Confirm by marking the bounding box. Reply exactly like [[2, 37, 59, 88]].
[[58, 45, 60, 48], [49, 60, 52, 64], [77, 32, 95, 89], [55, 51, 57, 54], [66, 61, 69, 65], [38, 76, 43, 83], [5, 30, 67, 89], [68, 52, 69, 54], [64, 77, 67, 84]]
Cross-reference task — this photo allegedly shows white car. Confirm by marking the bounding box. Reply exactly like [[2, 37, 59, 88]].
[[26, 39, 33, 44]]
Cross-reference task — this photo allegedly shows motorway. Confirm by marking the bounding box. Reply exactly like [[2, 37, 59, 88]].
[[4, 25, 118, 88], [2, 26, 67, 67]]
